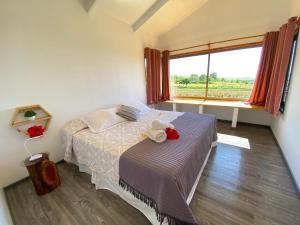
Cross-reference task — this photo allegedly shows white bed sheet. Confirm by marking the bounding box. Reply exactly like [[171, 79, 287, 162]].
[[63, 109, 216, 224]]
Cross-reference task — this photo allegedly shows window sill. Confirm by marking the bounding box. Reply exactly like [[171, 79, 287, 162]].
[[164, 98, 264, 110]]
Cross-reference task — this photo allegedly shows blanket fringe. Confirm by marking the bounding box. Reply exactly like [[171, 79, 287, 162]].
[[119, 178, 197, 225]]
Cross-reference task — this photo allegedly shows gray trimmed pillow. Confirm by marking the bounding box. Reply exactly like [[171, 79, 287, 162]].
[[116, 105, 141, 121]]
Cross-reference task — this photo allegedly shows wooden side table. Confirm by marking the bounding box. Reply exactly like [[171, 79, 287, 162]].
[[24, 153, 60, 195]]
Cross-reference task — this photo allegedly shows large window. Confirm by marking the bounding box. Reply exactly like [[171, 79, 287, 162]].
[[170, 46, 262, 100]]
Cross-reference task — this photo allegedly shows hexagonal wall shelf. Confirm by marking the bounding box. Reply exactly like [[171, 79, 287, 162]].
[[10, 105, 52, 136]]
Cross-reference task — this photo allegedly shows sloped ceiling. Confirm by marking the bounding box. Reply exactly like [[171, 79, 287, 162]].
[[89, 0, 208, 37], [137, 0, 208, 37], [90, 0, 157, 25], [79, 0, 96, 12], [158, 0, 292, 49]]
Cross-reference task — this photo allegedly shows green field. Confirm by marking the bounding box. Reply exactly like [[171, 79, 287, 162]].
[[171, 81, 254, 99]]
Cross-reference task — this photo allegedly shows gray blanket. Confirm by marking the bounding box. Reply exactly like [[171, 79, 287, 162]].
[[119, 112, 217, 225]]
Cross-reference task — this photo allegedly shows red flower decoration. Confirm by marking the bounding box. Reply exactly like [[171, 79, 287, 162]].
[[27, 125, 45, 138], [165, 128, 180, 140]]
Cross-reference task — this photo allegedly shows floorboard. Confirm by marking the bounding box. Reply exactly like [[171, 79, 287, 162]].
[[5, 121, 300, 225]]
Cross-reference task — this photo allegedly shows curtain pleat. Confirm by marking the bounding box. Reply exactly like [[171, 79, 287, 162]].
[[265, 17, 298, 115], [248, 17, 298, 116], [161, 50, 170, 101], [145, 48, 161, 104], [248, 32, 279, 105]]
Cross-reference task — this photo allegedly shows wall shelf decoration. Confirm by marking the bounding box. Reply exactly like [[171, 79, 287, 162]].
[[10, 105, 52, 136]]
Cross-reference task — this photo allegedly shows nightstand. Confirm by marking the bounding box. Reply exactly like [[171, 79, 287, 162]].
[[24, 153, 60, 195]]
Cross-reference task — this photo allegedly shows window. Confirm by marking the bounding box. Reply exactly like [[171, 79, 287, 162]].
[[170, 55, 208, 97], [170, 46, 262, 100], [279, 32, 299, 113]]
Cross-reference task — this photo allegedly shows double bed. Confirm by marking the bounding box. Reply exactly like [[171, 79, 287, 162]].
[[62, 109, 217, 225]]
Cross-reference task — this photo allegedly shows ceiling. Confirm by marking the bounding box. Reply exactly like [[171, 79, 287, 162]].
[[138, 0, 208, 37], [91, 0, 157, 25], [89, 0, 208, 37]]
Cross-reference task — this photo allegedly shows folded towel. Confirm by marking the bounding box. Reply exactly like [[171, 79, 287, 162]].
[[147, 129, 167, 143], [152, 120, 175, 130]]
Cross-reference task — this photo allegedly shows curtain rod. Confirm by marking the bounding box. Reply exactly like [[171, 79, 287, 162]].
[[169, 34, 265, 53], [171, 41, 262, 59]]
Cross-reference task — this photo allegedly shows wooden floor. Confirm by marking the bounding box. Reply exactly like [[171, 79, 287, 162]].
[[5, 121, 300, 225]]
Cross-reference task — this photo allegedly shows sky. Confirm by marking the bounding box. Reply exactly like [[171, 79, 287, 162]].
[[170, 47, 262, 79]]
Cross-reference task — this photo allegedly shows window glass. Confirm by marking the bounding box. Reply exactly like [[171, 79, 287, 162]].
[[208, 47, 262, 99], [170, 55, 208, 97], [169, 46, 262, 100]]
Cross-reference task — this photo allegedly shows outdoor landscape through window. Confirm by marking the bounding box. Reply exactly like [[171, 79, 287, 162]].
[[170, 46, 262, 100]]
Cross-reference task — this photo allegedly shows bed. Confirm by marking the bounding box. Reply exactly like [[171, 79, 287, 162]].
[[62, 109, 217, 225]]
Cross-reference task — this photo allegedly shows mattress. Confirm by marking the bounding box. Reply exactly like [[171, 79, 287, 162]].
[[62, 109, 216, 224]]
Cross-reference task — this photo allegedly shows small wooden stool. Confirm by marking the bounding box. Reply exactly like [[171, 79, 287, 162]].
[[24, 153, 60, 195]]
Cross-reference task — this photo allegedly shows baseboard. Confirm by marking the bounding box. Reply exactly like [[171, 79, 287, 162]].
[[269, 128, 300, 195]]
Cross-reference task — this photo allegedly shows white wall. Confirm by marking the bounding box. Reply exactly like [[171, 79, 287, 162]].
[[0, 0, 146, 188], [290, 0, 300, 16], [157, 0, 292, 125], [0, 189, 12, 225], [158, 0, 290, 49], [271, 2, 300, 190]]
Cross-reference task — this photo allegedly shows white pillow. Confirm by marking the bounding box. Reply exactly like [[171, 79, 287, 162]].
[[121, 100, 151, 114], [81, 107, 126, 133]]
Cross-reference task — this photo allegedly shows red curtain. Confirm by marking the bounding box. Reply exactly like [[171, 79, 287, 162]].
[[265, 17, 298, 115], [248, 32, 279, 105], [161, 50, 170, 101], [248, 17, 298, 116], [145, 48, 161, 104]]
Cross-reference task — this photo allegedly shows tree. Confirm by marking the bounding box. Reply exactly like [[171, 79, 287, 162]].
[[180, 78, 190, 86], [189, 74, 199, 84], [175, 75, 185, 84], [199, 74, 206, 83], [209, 72, 218, 81]]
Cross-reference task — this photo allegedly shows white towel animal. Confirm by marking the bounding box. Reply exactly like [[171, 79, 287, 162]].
[[146, 129, 167, 143], [152, 120, 175, 130]]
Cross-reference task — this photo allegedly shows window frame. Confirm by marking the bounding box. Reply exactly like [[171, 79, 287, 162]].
[[279, 31, 299, 113], [170, 42, 263, 101]]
